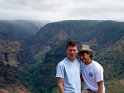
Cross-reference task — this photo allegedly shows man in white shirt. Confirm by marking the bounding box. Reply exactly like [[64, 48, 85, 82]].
[[56, 41, 81, 93], [78, 45, 105, 93]]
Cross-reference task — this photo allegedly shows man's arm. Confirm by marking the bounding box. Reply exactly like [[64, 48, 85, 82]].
[[57, 77, 64, 93], [97, 81, 104, 93]]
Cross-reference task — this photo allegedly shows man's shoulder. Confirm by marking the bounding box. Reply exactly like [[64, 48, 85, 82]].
[[57, 58, 67, 66], [92, 61, 103, 69], [75, 58, 81, 63], [93, 61, 101, 65]]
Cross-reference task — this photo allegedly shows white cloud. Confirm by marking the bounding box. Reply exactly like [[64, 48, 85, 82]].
[[0, 0, 124, 22]]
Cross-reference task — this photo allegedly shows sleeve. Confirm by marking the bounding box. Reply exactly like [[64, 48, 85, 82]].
[[56, 62, 65, 78], [95, 64, 104, 82]]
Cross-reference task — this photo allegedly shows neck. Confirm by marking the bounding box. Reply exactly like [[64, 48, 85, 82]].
[[85, 59, 92, 65], [67, 57, 75, 62]]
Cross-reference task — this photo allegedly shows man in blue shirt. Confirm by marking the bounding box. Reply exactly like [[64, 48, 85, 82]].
[[56, 41, 81, 93]]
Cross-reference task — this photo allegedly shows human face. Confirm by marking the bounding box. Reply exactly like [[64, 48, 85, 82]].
[[79, 53, 91, 64], [66, 46, 78, 61]]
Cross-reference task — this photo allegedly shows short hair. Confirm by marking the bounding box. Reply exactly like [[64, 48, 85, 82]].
[[78, 50, 94, 58], [66, 41, 78, 49]]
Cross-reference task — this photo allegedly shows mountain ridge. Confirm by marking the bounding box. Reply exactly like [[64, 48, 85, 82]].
[[0, 20, 124, 93]]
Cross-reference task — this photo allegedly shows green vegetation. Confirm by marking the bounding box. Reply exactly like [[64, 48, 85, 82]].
[[23, 20, 124, 93], [1, 20, 124, 93]]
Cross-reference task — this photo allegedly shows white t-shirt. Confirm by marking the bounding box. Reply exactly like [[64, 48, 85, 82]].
[[56, 57, 81, 93], [80, 60, 105, 93]]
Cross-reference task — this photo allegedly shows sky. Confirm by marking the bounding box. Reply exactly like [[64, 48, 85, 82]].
[[0, 0, 124, 22]]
